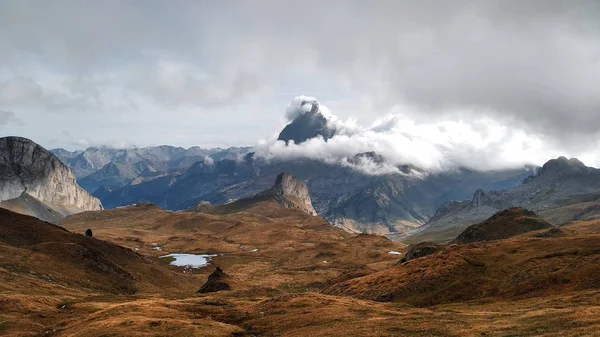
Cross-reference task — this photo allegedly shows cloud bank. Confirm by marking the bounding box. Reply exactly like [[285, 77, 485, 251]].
[[256, 96, 600, 173], [1, 1, 600, 164]]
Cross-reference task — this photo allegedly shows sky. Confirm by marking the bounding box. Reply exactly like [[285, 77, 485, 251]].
[[1, 0, 600, 170]]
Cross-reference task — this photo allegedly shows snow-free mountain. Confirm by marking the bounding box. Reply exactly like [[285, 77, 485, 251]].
[[0, 136, 102, 222], [410, 156, 600, 242], [48, 102, 536, 238]]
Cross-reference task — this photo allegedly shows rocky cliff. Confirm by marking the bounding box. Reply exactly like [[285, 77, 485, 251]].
[[0, 137, 102, 212], [261, 172, 318, 216]]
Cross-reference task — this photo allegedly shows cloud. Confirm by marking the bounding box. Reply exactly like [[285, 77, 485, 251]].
[[0, 0, 599, 157], [0, 77, 44, 106], [285, 96, 319, 121], [0, 110, 24, 125], [255, 97, 600, 172]]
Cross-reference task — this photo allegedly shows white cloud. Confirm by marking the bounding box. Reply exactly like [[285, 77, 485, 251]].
[[255, 97, 600, 172], [0, 0, 599, 162], [0, 110, 24, 125]]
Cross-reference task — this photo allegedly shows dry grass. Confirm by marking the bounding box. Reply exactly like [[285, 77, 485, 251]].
[[2, 205, 600, 336]]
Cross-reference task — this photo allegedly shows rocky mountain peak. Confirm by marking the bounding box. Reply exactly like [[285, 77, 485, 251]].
[[349, 151, 385, 165], [0, 136, 102, 212], [264, 172, 318, 216], [538, 156, 589, 176], [278, 100, 336, 144], [472, 188, 490, 207]]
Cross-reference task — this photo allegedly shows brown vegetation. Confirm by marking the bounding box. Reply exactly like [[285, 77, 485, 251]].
[[2, 202, 600, 336]]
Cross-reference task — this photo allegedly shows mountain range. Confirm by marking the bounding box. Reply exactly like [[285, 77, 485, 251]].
[[410, 156, 600, 242], [7, 103, 600, 243], [46, 104, 539, 238], [3, 132, 600, 336]]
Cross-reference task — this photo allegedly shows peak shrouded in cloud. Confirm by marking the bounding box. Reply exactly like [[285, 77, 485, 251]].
[[258, 96, 600, 173], [1, 1, 600, 167], [278, 96, 337, 145]]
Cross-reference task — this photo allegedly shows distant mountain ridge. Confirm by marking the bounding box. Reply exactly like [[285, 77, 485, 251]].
[[412, 156, 600, 242], [94, 151, 533, 238], [51, 145, 253, 191]]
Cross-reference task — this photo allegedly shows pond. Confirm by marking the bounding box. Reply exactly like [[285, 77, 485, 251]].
[[160, 253, 217, 268]]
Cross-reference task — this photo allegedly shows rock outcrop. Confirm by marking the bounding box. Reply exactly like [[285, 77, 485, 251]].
[[0, 137, 103, 213], [197, 267, 231, 293], [260, 172, 318, 216], [399, 242, 443, 263]]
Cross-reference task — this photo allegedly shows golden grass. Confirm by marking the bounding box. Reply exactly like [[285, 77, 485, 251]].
[[2, 206, 600, 336]]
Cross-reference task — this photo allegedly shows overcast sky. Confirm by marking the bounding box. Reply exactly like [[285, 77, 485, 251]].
[[1, 1, 600, 169]]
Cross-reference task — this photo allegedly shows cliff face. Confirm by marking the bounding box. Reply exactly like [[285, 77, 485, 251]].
[[262, 172, 318, 216], [0, 137, 102, 211]]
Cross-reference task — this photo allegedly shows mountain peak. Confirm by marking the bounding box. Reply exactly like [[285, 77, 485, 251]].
[[349, 151, 385, 165], [538, 156, 588, 176], [264, 172, 318, 216], [278, 99, 336, 144]]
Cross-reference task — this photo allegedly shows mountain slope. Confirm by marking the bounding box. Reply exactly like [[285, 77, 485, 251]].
[[412, 157, 600, 242], [188, 172, 318, 216], [323, 226, 600, 306], [99, 153, 533, 238], [453, 207, 553, 244], [0, 137, 102, 215], [0, 192, 82, 223], [0, 208, 194, 294]]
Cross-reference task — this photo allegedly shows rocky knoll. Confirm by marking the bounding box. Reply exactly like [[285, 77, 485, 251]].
[[453, 207, 553, 244], [197, 267, 232, 293], [399, 241, 443, 263], [0, 137, 102, 212]]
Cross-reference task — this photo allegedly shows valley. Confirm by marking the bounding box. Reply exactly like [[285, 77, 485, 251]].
[[3, 2, 600, 335], [3, 198, 600, 336], [3, 131, 600, 336]]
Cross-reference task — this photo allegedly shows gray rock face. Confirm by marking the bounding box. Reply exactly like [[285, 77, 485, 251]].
[[261, 172, 318, 216], [0, 137, 102, 212]]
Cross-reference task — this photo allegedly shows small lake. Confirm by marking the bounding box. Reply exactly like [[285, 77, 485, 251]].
[[160, 253, 217, 268]]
